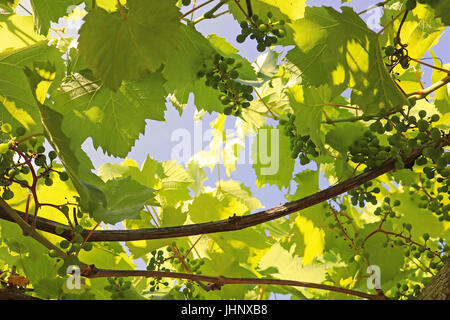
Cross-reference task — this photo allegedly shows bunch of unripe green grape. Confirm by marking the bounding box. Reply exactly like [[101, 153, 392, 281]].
[[348, 181, 381, 208], [0, 123, 69, 200], [236, 12, 286, 52], [409, 178, 450, 221], [105, 277, 132, 300], [393, 282, 423, 300], [147, 249, 170, 292], [49, 224, 93, 276], [373, 196, 401, 217], [279, 113, 319, 165], [197, 53, 254, 116], [349, 111, 447, 174], [349, 130, 392, 169]]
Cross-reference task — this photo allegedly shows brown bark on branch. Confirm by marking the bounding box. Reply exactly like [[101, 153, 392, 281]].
[[82, 267, 384, 300], [0, 288, 40, 300], [417, 258, 450, 300]]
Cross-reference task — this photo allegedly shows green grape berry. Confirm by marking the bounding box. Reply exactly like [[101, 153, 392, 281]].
[[236, 34, 246, 43], [405, 0, 417, 10], [44, 177, 53, 186], [15, 127, 26, 137], [2, 189, 14, 200], [83, 242, 93, 251], [417, 119, 428, 132], [60, 240, 71, 249], [48, 150, 57, 160], [384, 45, 395, 56], [7, 168, 18, 178], [20, 166, 30, 174], [36, 145, 45, 154], [55, 226, 66, 235], [0, 143, 9, 154], [59, 171, 69, 181], [48, 249, 59, 258], [35, 154, 46, 167], [73, 234, 84, 244], [75, 224, 84, 234]]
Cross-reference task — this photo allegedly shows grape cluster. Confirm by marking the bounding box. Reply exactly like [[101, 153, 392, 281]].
[[348, 181, 382, 208], [197, 53, 253, 116], [0, 122, 70, 202], [349, 130, 392, 169], [409, 177, 450, 221], [49, 226, 93, 277], [392, 282, 423, 300], [349, 111, 447, 173], [147, 249, 170, 292], [105, 277, 132, 300], [373, 196, 401, 217], [280, 114, 319, 165], [236, 12, 285, 52], [171, 246, 205, 274]]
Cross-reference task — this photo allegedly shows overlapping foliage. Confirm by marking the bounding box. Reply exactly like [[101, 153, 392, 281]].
[[0, 0, 449, 300]]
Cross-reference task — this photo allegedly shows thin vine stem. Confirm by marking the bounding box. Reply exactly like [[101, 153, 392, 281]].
[[180, 0, 215, 20], [83, 267, 385, 300]]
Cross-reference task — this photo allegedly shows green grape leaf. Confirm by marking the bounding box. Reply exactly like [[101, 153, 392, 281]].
[[420, 0, 450, 25], [0, 42, 64, 132], [98, 156, 161, 190], [78, 0, 182, 90], [22, 61, 107, 214], [0, 14, 45, 52], [286, 6, 408, 114], [286, 170, 326, 227], [214, 180, 263, 212], [258, 243, 326, 288], [52, 71, 167, 157], [156, 160, 193, 207], [163, 24, 215, 95], [92, 176, 155, 224], [358, 224, 404, 289], [29, 0, 84, 35], [391, 193, 444, 242], [430, 50, 450, 114], [191, 77, 225, 113], [160, 206, 187, 227], [287, 84, 330, 152], [325, 121, 367, 155], [186, 160, 208, 196], [36, 103, 107, 213], [189, 193, 226, 223], [252, 125, 294, 190]]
